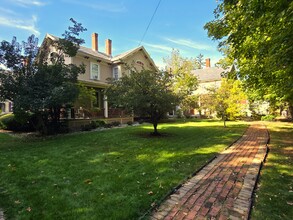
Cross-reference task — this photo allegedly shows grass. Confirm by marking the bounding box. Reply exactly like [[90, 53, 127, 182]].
[[0, 120, 247, 219], [251, 121, 293, 220]]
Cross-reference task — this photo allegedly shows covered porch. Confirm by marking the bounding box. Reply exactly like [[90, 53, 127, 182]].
[[66, 80, 133, 121]]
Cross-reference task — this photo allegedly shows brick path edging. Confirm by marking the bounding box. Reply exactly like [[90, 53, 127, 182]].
[[247, 125, 270, 219]]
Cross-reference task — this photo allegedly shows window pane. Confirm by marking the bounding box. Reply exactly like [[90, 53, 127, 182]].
[[113, 67, 118, 80], [91, 63, 99, 80]]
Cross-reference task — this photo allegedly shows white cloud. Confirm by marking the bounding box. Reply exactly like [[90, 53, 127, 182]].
[[164, 37, 215, 51], [63, 0, 126, 13], [13, 0, 47, 7], [0, 15, 40, 36], [0, 7, 18, 15], [142, 42, 173, 54]]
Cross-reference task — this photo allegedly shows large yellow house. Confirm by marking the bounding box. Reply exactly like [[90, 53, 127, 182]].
[[43, 33, 158, 121]]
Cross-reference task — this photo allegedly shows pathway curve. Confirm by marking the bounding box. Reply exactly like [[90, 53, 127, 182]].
[[150, 123, 269, 220]]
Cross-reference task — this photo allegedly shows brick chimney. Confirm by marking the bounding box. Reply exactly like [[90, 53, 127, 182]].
[[92, 33, 98, 51], [105, 39, 112, 56], [205, 58, 211, 68]]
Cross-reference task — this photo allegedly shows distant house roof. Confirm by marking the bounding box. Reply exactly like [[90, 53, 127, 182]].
[[192, 66, 234, 83]]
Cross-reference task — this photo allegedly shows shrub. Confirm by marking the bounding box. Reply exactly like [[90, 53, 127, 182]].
[[0, 120, 6, 129], [127, 121, 133, 126], [0, 113, 35, 132], [110, 121, 120, 127], [81, 124, 93, 131], [96, 120, 106, 127], [90, 121, 98, 129], [261, 114, 276, 121], [103, 124, 113, 128]]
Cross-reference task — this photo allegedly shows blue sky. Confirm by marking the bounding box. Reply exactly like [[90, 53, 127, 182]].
[[0, 0, 222, 68]]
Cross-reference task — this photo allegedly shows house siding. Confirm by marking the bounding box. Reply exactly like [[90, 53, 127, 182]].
[[120, 51, 157, 75], [71, 56, 112, 83]]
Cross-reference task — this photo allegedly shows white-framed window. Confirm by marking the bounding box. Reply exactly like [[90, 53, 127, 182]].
[[90, 62, 100, 80], [113, 66, 119, 80]]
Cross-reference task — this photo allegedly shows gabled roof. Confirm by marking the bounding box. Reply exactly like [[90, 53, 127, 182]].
[[112, 46, 158, 71], [192, 66, 234, 83], [111, 46, 142, 61], [45, 34, 112, 62], [44, 34, 158, 70], [78, 46, 111, 61]]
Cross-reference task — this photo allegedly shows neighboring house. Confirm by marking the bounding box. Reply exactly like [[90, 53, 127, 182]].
[[42, 33, 158, 120], [190, 58, 234, 117], [193, 58, 234, 95]]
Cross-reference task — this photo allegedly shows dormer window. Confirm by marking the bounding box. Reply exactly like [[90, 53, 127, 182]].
[[90, 62, 100, 80]]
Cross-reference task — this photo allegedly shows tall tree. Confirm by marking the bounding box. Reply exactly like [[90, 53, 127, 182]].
[[106, 69, 178, 135], [196, 53, 205, 69], [204, 0, 293, 118], [164, 49, 199, 116], [0, 18, 87, 134]]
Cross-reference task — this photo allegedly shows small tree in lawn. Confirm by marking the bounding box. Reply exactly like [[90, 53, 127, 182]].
[[212, 79, 247, 127], [0, 18, 87, 134], [106, 69, 178, 135]]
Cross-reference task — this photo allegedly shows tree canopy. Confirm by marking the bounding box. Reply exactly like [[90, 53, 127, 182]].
[[204, 0, 293, 117], [164, 49, 199, 116], [164, 49, 199, 97], [0, 18, 87, 134], [200, 79, 247, 127], [106, 69, 178, 135]]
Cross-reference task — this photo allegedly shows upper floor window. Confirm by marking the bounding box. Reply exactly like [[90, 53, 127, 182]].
[[113, 66, 119, 80], [90, 62, 100, 80]]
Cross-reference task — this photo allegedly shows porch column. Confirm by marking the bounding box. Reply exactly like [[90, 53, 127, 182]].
[[103, 95, 108, 118], [5, 101, 9, 113]]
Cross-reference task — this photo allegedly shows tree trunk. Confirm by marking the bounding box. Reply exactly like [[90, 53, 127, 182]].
[[289, 104, 293, 120], [152, 122, 160, 135], [222, 114, 226, 128], [35, 113, 47, 135]]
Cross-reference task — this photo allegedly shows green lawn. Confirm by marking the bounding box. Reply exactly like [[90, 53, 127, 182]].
[[251, 121, 293, 220], [0, 120, 247, 219]]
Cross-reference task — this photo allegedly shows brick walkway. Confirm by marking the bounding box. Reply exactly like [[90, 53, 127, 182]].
[[150, 123, 269, 220]]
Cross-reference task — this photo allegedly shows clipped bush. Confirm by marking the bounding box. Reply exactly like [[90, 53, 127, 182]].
[[103, 123, 113, 128], [96, 120, 106, 127], [261, 114, 276, 121], [90, 121, 98, 129], [110, 121, 120, 127], [126, 121, 133, 126], [0, 113, 35, 132], [81, 124, 93, 131]]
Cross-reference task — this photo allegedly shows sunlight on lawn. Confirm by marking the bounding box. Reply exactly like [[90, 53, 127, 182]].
[[0, 120, 247, 219]]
